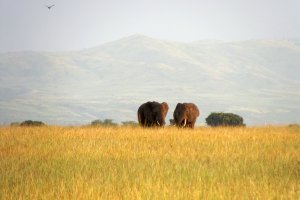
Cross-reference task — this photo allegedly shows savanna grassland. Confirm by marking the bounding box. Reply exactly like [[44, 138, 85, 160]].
[[0, 126, 299, 199]]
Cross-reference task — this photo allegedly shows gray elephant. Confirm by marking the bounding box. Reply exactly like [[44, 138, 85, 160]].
[[137, 101, 169, 127], [173, 103, 200, 128]]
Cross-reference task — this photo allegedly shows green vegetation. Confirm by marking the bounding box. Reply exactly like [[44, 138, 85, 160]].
[[206, 112, 245, 127], [169, 119, 175, 125], [0, 126, 299, 199], [91, 119, 118, 127], [121, 121, 138, 126], [20, 120, 46, 126], [10, 122, 20, 127]]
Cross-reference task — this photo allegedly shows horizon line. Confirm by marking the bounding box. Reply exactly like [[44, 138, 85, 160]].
[[1, 34, 299, 54]]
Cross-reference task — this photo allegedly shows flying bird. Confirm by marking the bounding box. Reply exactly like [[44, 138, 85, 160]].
[[45, 4, 55, 10]]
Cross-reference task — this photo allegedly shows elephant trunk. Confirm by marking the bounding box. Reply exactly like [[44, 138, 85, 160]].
[[177, 118, 187, 127]]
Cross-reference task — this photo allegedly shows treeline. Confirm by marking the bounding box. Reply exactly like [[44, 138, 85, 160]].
[[91, 119, 138, 127], [10, 112, 247, 127], [10, 119, 139, 127], [11, 120, 46, 127]]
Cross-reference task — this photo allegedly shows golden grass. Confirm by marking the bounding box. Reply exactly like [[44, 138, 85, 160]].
[[0, 126, 299, 199]]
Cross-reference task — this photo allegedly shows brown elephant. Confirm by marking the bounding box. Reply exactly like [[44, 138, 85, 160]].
[[173, 103, 200, 128], [137, 101, 169, 127]]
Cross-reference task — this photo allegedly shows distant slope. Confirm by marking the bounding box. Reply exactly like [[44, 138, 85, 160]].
[[1, 35, 300, 125]]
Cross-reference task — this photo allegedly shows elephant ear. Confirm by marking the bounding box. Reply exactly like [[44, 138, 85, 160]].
[[161, 102, 169, 112], [161, 102, 169, 117]]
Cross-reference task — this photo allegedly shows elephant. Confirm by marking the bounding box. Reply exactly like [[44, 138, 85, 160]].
[[173, 103, 200, 128], [137, 101, 169, 127]]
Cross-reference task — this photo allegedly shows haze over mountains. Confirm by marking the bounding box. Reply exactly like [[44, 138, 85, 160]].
[[1, 35, 299, 125]]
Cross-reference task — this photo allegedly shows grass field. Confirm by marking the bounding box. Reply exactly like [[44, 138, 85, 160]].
[[0, 126, 299, 199]]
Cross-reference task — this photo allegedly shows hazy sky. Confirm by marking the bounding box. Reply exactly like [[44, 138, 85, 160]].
[[1, 0, 300, 52]]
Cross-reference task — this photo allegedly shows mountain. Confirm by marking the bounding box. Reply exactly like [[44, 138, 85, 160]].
[[1, 35, 300, 125]]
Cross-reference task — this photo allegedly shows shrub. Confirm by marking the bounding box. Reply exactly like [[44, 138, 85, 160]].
[[206, 112, 245, 127], [121, 121, 138, 126], [288, 123, 300, 128], [91, 119, 103, 126], [91, 119, 118, 127], [20, 120, 46, 126], [10, 122, 20, 127], [288, 124, 300, 132], [169, 119, 175, 125]]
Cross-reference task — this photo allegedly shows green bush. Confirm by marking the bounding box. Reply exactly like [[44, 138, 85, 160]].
[[91, 119, 103, 126], [206, 112, 245, 127], [169, 119, 175, 125], [10, 122, 20, 127], [288, 124, 300, 133], [20, 120, 46, 126], [121, 121, 138, 126], [91, 119, 118, 127]]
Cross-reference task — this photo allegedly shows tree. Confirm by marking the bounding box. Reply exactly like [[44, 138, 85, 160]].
[[91, 119, 118, 127], [91, 119, 103, 126], [121, 121, 138, 126], [169, 119, 175, 125], [103, 119, 118, 126], [10, 122, 20, 127], [20, 120, 46, 126], [205, 112, 245, 127]]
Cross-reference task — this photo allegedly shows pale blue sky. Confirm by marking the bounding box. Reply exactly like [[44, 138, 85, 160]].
[[1, 0, 300, 52]]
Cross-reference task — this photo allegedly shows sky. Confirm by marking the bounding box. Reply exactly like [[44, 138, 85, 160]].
[[1, 0, 300, 52]]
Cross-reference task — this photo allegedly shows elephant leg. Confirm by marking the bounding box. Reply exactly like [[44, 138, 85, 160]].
[[141, 118, 144, 127], [145, 118, 153, 127], [190, 119, 196, 128], [186, 121, 192, 128], [138, 113, 143, 126]]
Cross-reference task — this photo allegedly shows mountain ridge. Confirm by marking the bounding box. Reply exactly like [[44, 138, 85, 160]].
[[1, 35, 299, 125]]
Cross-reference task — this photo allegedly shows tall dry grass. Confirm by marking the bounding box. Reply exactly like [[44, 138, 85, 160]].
[[0, 126, 299, 199]]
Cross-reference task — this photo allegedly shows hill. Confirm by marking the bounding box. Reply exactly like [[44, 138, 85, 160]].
[[1, 35, 300, 125]]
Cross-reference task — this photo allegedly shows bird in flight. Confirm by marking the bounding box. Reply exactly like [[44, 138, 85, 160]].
[[45, 4, 55, 10]]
